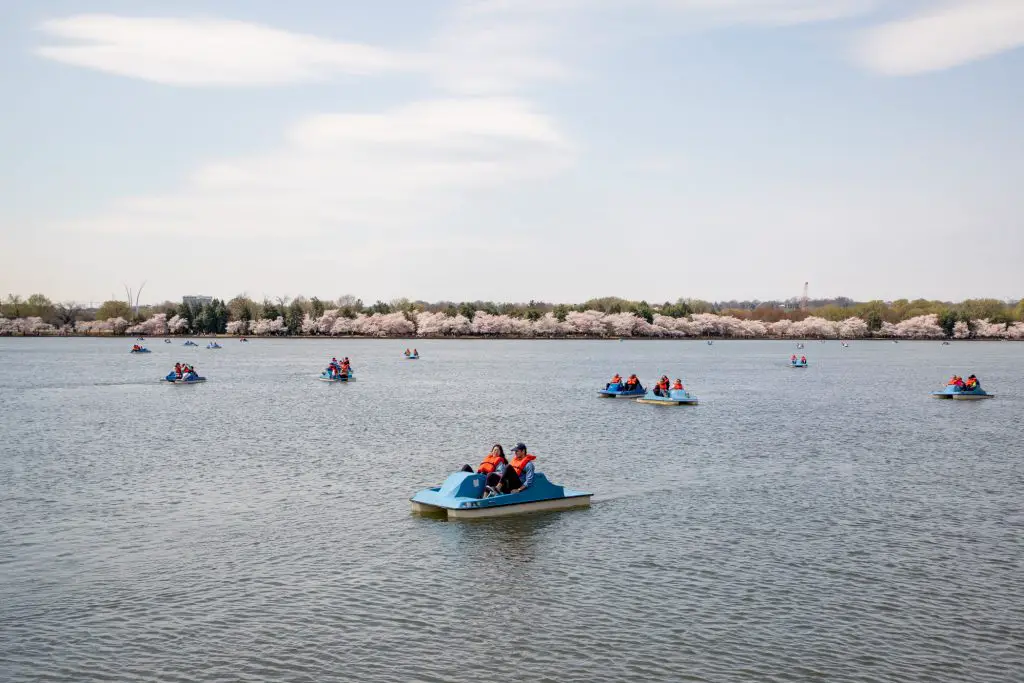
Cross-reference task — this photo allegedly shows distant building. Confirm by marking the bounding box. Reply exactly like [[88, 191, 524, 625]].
[[183, 295, 213, 309]]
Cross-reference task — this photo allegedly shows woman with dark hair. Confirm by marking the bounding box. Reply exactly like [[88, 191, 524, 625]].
[[461, 444, 508, 487]]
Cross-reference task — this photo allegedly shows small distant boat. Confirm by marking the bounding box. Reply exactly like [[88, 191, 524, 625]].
[[410, 471, 591, 519], [136, 337, 145, 341], [636, 388, 698, 406], [164, 339, 171, 344], [183, 341, 198, 347], [942, 341, 950, 346], [707, 340, 713, 346], [405, 354, 419, 360], [129, 346, 150, 353], [597, 382, 645, 399], [841, 342, 849, 348], [892, 340, 899, 344], [931, 384, 992, 400], [796, 343, 805, 349], [206, 343, 222, 349], [791, 359, 808, 368], [240, 338, 249, 343]]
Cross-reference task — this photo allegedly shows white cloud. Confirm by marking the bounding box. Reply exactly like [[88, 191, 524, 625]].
[[854, 0, 1024, 75], [36, 15, 415, 86], [67, 97, 572, 238]]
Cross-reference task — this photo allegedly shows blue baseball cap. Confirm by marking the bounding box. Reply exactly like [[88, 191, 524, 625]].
[[513, 442, 527, 452]]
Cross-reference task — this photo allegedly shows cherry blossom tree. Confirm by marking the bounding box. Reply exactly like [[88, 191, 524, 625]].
[[1005, 322, 1024, 340], [953, 321, 970, 339], [971, 319, 1006, 339], [892, 314, 943, 339], [226, 320, 247, 335], [837, 317, 869, 339], [167, 315, 189, 334], [250, 316, 286, 335], [564, 310, 607, 336]]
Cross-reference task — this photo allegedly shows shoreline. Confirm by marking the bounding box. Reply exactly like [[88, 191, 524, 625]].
[[0, 334, 1014, 342]]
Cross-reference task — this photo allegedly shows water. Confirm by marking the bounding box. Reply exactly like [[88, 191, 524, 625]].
[[1, 338, 1022, 682]]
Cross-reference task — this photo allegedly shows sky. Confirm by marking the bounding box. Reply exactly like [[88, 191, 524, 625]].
[[1, 0, 1022, 306]]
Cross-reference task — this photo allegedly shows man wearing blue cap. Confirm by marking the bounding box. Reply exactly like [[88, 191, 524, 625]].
[[493, 443, 536, 495]]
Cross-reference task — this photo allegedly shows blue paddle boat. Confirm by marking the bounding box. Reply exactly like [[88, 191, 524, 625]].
[[405, 353, 419, 360], [598, 381, 645, 398], [207, 342, 222, 349], [130, 346, 150, 353], [932, 379, 992, 400], [319, 370, 355, 382], [164, 339, 172, 344], [636, 388, 699, 406], [164, 372, 206, 384], [183, 340, 198, 347], [790, 357, 808, 368], [410, 470, 591, 519]]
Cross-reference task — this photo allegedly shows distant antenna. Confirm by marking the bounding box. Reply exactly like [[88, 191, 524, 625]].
[[801, 282, 809, 310]]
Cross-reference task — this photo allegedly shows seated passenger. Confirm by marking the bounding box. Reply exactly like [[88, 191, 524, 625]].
[[964, 375, 979, 390], [492, 443, 535, 495], [800, 356, 807, 364], [607, 373, 622, 389], [671, 379, 684, 390], [946, 375, 959, 386], [461, 445, 507, 487], [413, 348, 419, 356]]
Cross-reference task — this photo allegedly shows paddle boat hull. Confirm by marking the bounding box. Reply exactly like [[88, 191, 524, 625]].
[[791, 362, 808, 368], [164, 376, 206, 384], [931, 386, 993, 400], [206, 345, 222, 349], [410, 471, 591, 519], [130, 349, 151, 353], [405, 355, 419, 360], [597, 383, 645, 398], [636, 389, 698, 406], [319, 372, 355, 382]]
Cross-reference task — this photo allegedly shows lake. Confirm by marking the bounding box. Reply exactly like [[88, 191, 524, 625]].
[[1, 337, 1021, 682]]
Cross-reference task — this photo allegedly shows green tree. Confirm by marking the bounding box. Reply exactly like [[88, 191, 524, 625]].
[[286, 300, 305, 334], [937, 309, 958, 337], [458, 302, 476, 321], [26, 293, 55, 321], [632, 301, 654, 324], [2, 294, 24, 317], [262, 299, 281, 320], [310, 297, 325, 318], [552, 304, 570, 322], [96, 300, 131, 320], [370, 300, 392, 314]]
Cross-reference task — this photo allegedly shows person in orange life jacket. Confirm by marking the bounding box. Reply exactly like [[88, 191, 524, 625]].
[[964, 374, 979, 390], [404, 348, 411, 356], [460, 444, 508, 485], [791, 354, 798, 362], [671, 379, 683, 390], [174, 363, 183, 379], [800, 356, 807, 364], [492, 443, 536, 495], [653, 375, 670, 396], [624, 374, 639, 389], [946, 375, 959, 386], [606, 373, 622, 389], [413, 348, 418, 356]]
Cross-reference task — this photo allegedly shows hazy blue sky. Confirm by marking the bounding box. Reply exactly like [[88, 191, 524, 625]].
[[2, 0, 1022, 305]]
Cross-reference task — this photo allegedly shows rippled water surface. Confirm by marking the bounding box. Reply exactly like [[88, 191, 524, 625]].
[[1, 338, 1022, 682]]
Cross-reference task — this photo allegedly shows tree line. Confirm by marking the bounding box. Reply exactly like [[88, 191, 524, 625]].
[[3, 292, 1023, 336]]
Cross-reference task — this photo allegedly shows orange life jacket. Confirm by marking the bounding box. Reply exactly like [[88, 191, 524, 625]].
[[611, 375, 621, 383], [509, 454, 536, 476], [477, 453, 506, 474], [672, 381, 683, 390]]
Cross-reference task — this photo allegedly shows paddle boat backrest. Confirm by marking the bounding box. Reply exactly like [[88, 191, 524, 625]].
[[668, 389, 690, 400], [440, 471, 487, 498]]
